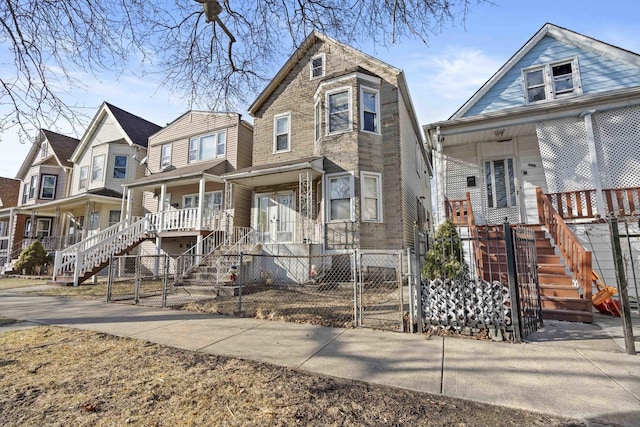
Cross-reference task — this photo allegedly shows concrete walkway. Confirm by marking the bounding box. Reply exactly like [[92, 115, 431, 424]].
[[1, 287, 639, 426]]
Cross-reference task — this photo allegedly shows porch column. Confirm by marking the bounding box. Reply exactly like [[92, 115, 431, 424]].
[[433, 129, 446, 226], [159, 184, 167, 231], [224, 181, 234, 243], [83, 201, 91, 240], [7, 208, 15, 259], [299, 171, 313, 243], [197, 176, 205, 231], [583, 112, 606, 216], [53, 207, 60, 249], [121, 186, 128, 227], [125, 188, 133, 227]]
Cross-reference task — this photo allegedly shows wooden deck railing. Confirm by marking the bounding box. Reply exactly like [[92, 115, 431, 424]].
[[464, 192, 486, 280], [445, 197, 470, 225], [544, 186, 640, 220], [537, 187, 592, 301]]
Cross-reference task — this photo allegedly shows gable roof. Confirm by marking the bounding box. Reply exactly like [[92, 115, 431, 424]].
[[71, 102, 162, 162], [0, 177, 21, 208], [451, 23, 640, 119], [15, 129, 80, 179]]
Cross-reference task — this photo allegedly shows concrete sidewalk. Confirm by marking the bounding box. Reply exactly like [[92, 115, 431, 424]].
[[1, 288, 638, 426]]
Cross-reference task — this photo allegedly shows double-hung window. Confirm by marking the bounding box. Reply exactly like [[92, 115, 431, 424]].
[[274, 113, 291, 152], [160, 144, 172, 168], [361, 172, 382, 222], [91, 154, 105, 182], [360, 86, 380, 133], [327, 173, 354, 221], [485, 158, 517, 209], [29, 176, 37, 199], [78, 166, 89, 190], [40, 142, 48, 158], [310, 54, 324, 79], [189, 131, 227, 162], [327, 88, 351, 134], [21, 183, 28, 204], [523, 58, 579, 103], [113, 155, 127, 179], [40, 175, 57, 200]]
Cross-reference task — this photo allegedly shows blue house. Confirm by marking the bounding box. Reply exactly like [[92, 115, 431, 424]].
[[423, 23, 640, 322]]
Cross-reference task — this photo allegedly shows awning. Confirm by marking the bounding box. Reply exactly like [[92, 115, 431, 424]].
[[223, 157, 324, 188]]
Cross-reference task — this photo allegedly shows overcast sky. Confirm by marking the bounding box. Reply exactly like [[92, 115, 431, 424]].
[[1, 0, 639, 178]]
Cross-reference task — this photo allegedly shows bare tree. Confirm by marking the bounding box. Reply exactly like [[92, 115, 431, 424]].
[[0, 0, 489, 139]]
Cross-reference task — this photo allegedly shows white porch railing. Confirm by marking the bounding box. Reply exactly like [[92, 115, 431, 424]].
[[215, 227, 259, 284], [173, 231, 224, 281]]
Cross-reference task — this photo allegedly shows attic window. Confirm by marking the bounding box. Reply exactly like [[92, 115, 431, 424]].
[[523, 58, 580, 104], [40, 142, 48, 158], [310, 54, 325, 79]]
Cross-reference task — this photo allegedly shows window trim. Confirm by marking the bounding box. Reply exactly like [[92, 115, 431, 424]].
[[326, 87, 352, 136], [360, 171, 383, 222], [310, 53, 325, 79], [21, 183, 28, 204], [188, 130, 227, 163], [522, 57, 581, 104], [325, 172, 355, 222], [182, 191, 223, 211], [78, 165, 89, 190], [360, 86, 381, 134], [39, 174, 57, 200], [91, 154, 105, 182], [273, 112, 291, 153], [40, 141, 48, 158], [36, 218, 51, 238], [113, 155, 128, 179], [484, 157, 517, 209], [160, 143, 172, 169], [28, 175, 37, 199]]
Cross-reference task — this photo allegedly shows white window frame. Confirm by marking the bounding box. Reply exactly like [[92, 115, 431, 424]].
[[160, 144, 172, 168], [326, 172, 355, 222], [39, 174, 57, 200], [88, 211, 100, 230], [36, 218, 51, 238], [91, 154, 105, 182], [360, 171, 382, 222], [21, 183, 28, 204], [188, 131, 227, 163], [273, 112, 291, 153], [326, 87, 352, 135], [522, 57, 581, 104], [28, 176, 37, 199], [314, 100, 321, 143], [360, 86, 381, 134], [108, 210, 121, 227], [484, 158, 517, 209], [310, 53, 325, 79], [40, 141, 48, 158], [113, 155, 128, 179], [78, 166, 89, 190], [183, 191, 223, 211]]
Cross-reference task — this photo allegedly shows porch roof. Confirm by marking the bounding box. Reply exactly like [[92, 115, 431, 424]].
[[126, 159, 227, 191], [223, 156, 324, 188], [3, 190, 123, 215]]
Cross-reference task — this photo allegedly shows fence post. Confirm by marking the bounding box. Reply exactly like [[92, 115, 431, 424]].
[[238, 252, 244, 316], [406, 248, 415, 333], [608, 217, 637, 355], [352, 249, 359, 327], [107, 254, 113, 303], [134, 255, 141, 304], [162, 254, 168, 308], [504, 220, 522, 342]]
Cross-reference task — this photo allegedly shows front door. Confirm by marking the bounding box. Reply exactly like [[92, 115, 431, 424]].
[[483, 157, 520, 223], [256, 192, 295, 242]]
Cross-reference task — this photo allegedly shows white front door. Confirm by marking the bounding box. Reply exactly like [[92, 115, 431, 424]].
[[483, 157, 520, 223], [256, 192, 295, 242]]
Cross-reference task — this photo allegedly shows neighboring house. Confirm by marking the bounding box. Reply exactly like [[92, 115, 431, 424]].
[[0, 177, 21, 267], [0, 129, 79, 269], [423, 23, 640, 322], [125, 110, 254, 256], [224, 31, 432, 256]]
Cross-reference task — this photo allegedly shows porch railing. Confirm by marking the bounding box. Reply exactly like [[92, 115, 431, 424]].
[[445, 196, 470, 226], [536, 187, 592, 301], [464, 192, 485, 280], [545, 186, 640, 220]]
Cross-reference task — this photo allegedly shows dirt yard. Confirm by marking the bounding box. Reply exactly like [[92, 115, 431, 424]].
[[0, 323, 584, 427]]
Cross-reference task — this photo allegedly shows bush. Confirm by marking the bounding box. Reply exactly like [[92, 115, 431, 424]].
[[14, 241, 52, 275], [422, 219, 469, 279]]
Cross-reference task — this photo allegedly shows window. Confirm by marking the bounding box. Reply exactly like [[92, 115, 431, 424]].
[[21, 183, 28, 204], [108, 210, 121, 227], [161, 144, 172, 168], [40, 141, 48, 158], [39, 175, 57, 200], [327, 88, 351, 134], [485, 158, 517, 209], [91, 155, 105, 182], [274, 113, 291, 152], [310, 54, 325, 79], [24, 218, 31, 237], [361, 172, 382, 222], [29, 176, 37, 199], [327, 173, 353, 221], [314, 100, 321, 143], [78, 166, 88, 190], [523, 59, 579, 103], [183, 192, 223, 211], [360, 87, 380, 133], [113, 155, 127, 179], [88, 212, 100, 230], [188, 131, 226, 162], [36, 219, 51, 238]]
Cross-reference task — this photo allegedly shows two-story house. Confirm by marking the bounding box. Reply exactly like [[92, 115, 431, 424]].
[[0, 129, 79, 271], [0, 177, 21, 268], [224, 31, 432, 256], [423, 23, 640, 322]]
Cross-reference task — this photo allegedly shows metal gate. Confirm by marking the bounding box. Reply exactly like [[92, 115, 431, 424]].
[[356, 251, 405, 332]]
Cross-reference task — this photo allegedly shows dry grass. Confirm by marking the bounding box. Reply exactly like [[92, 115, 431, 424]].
[[0, 277, 51, 290], [0, 325, 584, 427]]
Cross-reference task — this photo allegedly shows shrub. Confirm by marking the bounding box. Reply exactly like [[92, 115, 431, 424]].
[[14, 241, 52, 275], [422, 219, 469, 279]]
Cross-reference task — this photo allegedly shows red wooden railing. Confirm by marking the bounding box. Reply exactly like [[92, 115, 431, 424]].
[[545, 186, 640, 220], [537, 187, 592, 301], [464, 192, 486, 280], [445, 196, 469, 225]]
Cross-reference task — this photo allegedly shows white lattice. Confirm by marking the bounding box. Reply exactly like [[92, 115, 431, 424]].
[[536, 118, 593, 193], [593, 106, 640, 190]]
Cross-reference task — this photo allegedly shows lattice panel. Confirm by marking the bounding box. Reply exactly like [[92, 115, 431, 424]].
[[536, 118, 593, 194], [593, 106, 640, 190], [421, 278, 511, 327]]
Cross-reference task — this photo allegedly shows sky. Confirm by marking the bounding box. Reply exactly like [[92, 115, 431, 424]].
[[1, 0, 639, 178]]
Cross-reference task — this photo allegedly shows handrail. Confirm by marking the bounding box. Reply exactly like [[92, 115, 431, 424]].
[[544, 186, 640, 219], [537, 187, 592, 300], [173, 231, 224, 281], [215, 227, 258, 284], [445, 197, 469, 225]]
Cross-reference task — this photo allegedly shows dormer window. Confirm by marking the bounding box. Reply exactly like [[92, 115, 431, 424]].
[[523, 58, 580, 104], [161, 143, 172, 168], [40, 141, 48, 158], [310, 54, 325, 79]]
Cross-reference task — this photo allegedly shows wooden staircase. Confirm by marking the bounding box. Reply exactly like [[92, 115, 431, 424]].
[[476, 224, 592, 323]]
